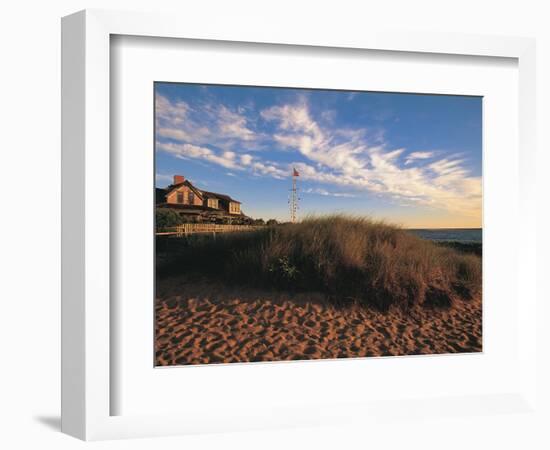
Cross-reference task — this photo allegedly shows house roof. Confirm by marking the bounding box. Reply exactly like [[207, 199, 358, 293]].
[[157, 178, 241, 204], [201, 190, 241, 204], [164, 180, 204, 200]]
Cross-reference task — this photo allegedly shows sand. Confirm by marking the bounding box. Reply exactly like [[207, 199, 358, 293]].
[[155, 276, 482, 366]]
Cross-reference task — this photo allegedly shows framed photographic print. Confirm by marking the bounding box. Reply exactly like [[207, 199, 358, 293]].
[[153, 82, 483, 367], [62, 9, 539, 442]]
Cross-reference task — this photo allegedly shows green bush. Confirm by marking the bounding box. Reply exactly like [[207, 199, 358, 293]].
[[155, 208, 183, 230], [268, 256, 300, 288]]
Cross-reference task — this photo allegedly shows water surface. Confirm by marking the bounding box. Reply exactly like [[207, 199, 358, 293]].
[[407, 228, 482, 243]]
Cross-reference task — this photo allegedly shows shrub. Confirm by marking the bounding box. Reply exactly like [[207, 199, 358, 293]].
[[267, 256, 300, 288], [155, 208, 183, 230]]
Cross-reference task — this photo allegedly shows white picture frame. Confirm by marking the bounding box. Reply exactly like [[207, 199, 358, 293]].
[[61, 9, 538, 441]]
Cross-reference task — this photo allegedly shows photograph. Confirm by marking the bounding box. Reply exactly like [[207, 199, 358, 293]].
[[154, 82, 482, 366]]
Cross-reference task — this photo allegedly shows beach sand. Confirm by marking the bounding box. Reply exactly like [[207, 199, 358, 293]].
[[155, 276, 482, 366]]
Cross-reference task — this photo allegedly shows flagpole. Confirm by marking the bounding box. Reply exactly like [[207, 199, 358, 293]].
[[290, 168, 299, 223]]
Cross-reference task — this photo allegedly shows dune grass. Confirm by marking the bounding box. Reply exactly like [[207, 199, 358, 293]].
[[157, 215, 481, 311]]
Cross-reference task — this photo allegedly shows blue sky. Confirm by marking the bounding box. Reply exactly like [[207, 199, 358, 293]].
[[155, 83, 482, 228]]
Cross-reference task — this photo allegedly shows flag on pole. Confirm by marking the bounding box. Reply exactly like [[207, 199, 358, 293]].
[[293, 168, 300, 177]]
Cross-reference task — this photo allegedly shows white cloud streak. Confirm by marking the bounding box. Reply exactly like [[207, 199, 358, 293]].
[[404, 151, 435, 165], [303, 187, 357, 198]]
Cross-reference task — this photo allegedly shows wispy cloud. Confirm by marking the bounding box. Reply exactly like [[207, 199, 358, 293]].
[[155, 94, 263, 152], [303, 187, 357, 198], [404, 151, 435, 165], [156, 141, 242, 170], [155, 140, 287, 179], [216, 105, 256, 141]]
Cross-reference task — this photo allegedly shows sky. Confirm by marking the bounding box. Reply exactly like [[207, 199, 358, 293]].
[[155, 83, 482, 228]]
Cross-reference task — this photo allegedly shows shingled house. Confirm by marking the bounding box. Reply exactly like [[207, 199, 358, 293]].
[[156, 175, 249, 224]]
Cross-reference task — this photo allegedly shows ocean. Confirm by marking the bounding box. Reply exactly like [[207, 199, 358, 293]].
[[407, 228, 482, 243]]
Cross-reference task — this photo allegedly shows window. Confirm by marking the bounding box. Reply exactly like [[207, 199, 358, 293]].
[[177, 192, 184, 204], [208, 198, 218, 209], [189, 192, 194, 204]]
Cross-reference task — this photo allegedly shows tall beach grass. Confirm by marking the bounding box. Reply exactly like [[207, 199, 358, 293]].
[[157, 215, 481, 311]]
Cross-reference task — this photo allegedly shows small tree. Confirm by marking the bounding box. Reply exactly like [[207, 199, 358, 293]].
[[155, 208, 183, 230], [266, 219, 279, 226], [252, 218, 265, 226]]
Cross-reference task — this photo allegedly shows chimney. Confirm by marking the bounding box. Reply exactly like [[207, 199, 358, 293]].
[[173, 175, 185, 185]]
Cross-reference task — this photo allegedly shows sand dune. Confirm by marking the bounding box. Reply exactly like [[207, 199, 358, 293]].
[[155, 277, 482, 366]]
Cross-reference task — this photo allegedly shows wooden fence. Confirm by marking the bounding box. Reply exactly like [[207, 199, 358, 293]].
[[156, 223, 264, 236]]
